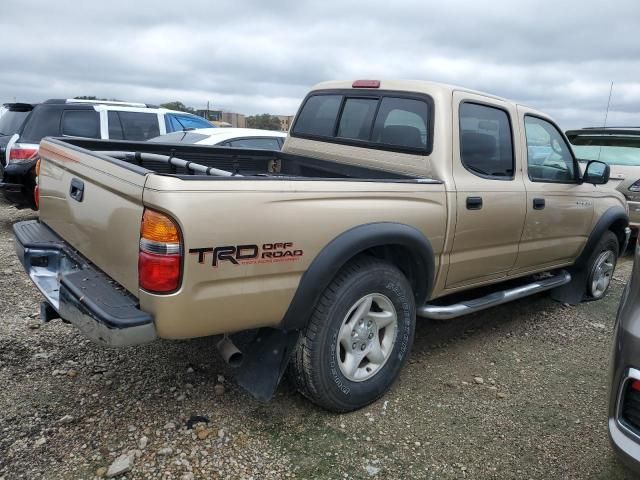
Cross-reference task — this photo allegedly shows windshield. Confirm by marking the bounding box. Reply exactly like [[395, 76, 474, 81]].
[[572, 144, 640, 166], [0, 110, 30, 136]]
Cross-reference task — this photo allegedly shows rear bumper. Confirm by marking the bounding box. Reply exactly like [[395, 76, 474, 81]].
[[14, 220, 156, 346], [628, 201, 640, 231], [1, 160, 37, 208]]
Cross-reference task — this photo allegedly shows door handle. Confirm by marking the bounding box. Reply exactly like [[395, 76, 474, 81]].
[[69, 178, 84, 202], [533, 198, 545, 210], [466, 196, 483, 210]]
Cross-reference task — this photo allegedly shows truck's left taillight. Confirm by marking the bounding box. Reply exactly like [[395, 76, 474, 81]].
[[139, 209, 182, 293]]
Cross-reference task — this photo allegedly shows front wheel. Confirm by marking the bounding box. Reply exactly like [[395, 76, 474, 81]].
[[289, 257, 415, 412], [585, 231, 619, 299]]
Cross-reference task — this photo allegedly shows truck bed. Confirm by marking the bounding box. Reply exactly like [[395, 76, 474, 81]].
[[58, 137, 431, 182]]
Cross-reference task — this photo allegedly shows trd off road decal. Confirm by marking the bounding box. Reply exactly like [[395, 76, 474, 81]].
[[189, 242, 303, 267]]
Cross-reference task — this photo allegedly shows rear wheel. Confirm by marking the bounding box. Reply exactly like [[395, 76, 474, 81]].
[[585, 231, 619, 299], [289, 257, 415, 412]]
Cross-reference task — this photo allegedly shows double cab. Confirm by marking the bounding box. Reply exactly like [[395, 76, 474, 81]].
[[14, 80, 629, 412]]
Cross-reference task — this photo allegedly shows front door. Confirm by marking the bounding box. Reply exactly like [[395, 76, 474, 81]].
[[512, 108, 594, 274], [445, 92, 526, 289]]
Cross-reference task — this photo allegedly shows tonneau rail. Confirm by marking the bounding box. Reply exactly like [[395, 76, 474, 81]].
[[95, 151, 241, 177]]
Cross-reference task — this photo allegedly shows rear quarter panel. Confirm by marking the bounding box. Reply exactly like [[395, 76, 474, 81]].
[[140, 175, 447, 339]]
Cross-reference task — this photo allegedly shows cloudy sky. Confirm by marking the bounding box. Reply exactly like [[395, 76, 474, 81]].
[[1, 0, 639, 128]]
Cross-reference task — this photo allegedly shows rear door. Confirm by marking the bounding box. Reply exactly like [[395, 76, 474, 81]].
[[512, 108, 594, 273], [445, 91, 526, 289]]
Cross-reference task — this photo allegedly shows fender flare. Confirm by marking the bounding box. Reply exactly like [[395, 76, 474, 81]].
[[280, 222, 435, 331], [551, 206, 628, 304]]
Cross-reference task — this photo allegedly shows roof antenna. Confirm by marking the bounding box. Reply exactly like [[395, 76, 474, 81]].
[[597, 81, 614, 162], [603, 81, 614, 128]]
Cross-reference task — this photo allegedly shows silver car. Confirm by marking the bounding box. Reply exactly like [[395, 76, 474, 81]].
[[609, 239, 640, 472]]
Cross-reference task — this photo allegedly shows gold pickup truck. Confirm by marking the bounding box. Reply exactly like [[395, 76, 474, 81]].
[[14, 80, 630, 412]]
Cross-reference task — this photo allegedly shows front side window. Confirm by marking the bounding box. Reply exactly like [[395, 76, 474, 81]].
[[292, 92, 432, 153], [116, 112, 160, 141], [459, 103, 514, 179], [61, 110, 100, 138], [525, 116, 576, 182]]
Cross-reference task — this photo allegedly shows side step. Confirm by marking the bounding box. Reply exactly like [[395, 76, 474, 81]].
[[417, 270, 571, 320]]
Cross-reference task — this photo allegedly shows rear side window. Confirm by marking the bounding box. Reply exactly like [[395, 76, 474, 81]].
[[459, 103, 514, 179], [292, 91, 432, 154], [61, 110, 100, 138], [110, 111, 160, 141], [293, 95, 342, 137]]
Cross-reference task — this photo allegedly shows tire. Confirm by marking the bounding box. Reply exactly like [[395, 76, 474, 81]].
[[289, 256, 416, 412], [585, 230, 619, 300]]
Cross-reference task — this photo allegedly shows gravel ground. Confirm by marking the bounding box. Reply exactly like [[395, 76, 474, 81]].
[[0, 203, 637, 479]]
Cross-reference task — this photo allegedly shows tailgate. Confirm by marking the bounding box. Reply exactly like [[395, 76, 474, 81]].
[[37, 138, 147, 295]]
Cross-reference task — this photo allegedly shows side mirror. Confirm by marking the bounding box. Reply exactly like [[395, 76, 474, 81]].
[[582, 160, 610, 185]]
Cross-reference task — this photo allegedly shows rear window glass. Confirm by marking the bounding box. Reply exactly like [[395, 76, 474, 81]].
[[337, 98, 377, 141], [292, 95, 342, 137], [292, 92, 432, 153], [115, 112, 160, 141], [0, 110, 30, 136], [371, 97, 428, 150], [61, 110, 100, 138], [227, 137, 282, 150]]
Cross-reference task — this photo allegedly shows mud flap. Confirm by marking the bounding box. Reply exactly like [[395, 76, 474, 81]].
[[550, 266, 586, 305], [233, 328, 299, 402]]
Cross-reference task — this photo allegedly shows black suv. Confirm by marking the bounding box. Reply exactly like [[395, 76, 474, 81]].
[[0, 99, 213, 208], [0, 103, 36, 199]]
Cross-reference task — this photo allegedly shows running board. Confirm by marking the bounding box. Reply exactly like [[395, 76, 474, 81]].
[[417, 270, 572, 320]]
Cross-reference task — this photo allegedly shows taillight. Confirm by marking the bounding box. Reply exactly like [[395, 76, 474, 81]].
[[33, 159, 41, 209], [629, 180, 640, 192], [139, 209, 182, 293], [9, 146, 38, 163]]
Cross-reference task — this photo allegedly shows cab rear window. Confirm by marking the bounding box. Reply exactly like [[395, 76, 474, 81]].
[[291, 91, 433, 154]]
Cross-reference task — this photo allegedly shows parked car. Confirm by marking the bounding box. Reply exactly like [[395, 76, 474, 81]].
[[609, 239, 640, 473], [149, 128, 286, 150], [0, 99, 213, 208], [567, 128, 640, 235], [15, 79, 629, 412], [0, 102, 36, 176]]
